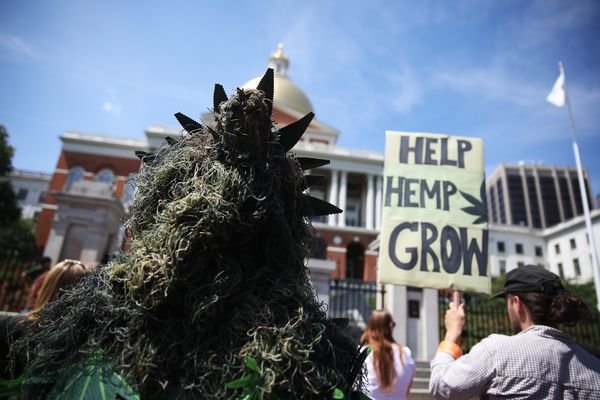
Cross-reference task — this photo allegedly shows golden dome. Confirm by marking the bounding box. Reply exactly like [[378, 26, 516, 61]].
[[241, 44, 314, 115]]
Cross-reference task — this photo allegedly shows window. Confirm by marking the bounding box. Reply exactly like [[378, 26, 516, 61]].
[[94, 168, 115, 185], [16, 188, 28, 201], [65, 166, 85, 190], [570, 238, 576, 250], [573, 258, 581, 276], [497, 241, 505, 253], [535, 246, 543, 257], [507, 174, 527, 226], [38, 191, 46, 203], [515, 243, 523, 254], [517, 261, 524, 268], [499, 260, 506, 275], [555, 244, 560, 255], [557, 263, 564, 278], [345, 204, 358, 227]]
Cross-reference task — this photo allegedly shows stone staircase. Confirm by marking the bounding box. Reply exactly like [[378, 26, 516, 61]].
[[409, 360, 434, 400]]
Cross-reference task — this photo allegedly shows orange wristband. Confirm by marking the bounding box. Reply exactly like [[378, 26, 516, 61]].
[[438, 341, 463, 359]]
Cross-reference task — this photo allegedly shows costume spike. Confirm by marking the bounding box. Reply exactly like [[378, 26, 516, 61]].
[[256, 68, 274, 116], [303, 195, 342, 216], [135, 151, 155, 163], [174, 112, 202, 132], [206, 126, 220, 142], [213, 84, 228, 112], [279, 112, 314, 151], [302, 175, 324, 190], [297, 157, 330, 170], [165, 137, 176, 146]]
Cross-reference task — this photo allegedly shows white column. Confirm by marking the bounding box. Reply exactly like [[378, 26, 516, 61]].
[[366, 174, 374, 230], [375, 175, 383, 230], [43, 227, 65, 266], [328, 170, 339, 226], [422, 288, 440, 359], [385, 284, 408, 349], [338, 171, 348, 227], [307, 258, 336, 307]]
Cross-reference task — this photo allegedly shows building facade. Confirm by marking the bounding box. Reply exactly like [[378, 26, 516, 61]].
[[488, 210, 600, 284], [487, 163, 594, 228], [8, 169, 51, 220]]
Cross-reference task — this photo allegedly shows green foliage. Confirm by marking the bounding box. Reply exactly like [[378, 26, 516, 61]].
[[0, 218, 37, 260], [0, 124, 15, 175], [564, 279, 598, 312], [224, 357, 264, 400], [46, 354, 139, 400], [0, 374, 25, 397], [0, 125, 21, 227], [463, 275, 506, 307], [0, 125, 34, 261]]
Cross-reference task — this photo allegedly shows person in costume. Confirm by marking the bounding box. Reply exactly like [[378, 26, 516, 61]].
[[11, 69, 367, 399]]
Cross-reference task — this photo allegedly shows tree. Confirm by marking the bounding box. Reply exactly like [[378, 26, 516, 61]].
[[564, 279, 598, 314], [0, 125, 35, 260], [0, 124, 21, 226]]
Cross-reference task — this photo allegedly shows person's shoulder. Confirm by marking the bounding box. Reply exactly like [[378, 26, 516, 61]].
[[397, 344, 415, 360], [471, 333, 513, 352]]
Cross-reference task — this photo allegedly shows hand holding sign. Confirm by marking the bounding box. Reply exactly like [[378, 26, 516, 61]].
[[444, 291, 465, 343], [378, 132, 490, 294]]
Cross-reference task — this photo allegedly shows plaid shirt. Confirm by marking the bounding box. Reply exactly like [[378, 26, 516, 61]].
[[429, 325, 600, 399]]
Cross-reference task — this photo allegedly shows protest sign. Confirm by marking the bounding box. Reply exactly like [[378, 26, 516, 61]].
[[378, 131, 490, 294]]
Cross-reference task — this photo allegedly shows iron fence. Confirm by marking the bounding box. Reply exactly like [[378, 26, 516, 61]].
[[0, 251, 39, 312], [328, 279, 385, 343], [438, 295, 600, 353]]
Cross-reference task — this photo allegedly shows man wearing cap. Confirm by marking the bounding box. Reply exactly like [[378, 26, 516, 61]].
[[429, 264, 600, 399]]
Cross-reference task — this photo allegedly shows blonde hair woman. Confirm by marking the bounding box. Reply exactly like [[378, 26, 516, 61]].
[[30, 259, 89, 315], [361, 309, 416, 400]]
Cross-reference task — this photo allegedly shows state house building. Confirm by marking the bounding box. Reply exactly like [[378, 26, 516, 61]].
[[35, 45, 384, 280]]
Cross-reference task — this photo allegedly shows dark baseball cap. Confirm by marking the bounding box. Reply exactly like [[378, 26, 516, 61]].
[[492, 264, 565, 298]]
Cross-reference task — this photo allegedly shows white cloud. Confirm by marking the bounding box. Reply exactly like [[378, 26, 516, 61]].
[[387, 66, 425, 114], [0, 34, 34, 58], [433, 66, 546, 108], [102, 101, 122, 115]]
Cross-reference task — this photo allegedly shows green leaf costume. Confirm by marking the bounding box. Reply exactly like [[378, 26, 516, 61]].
[[11, 69, 365, 399]]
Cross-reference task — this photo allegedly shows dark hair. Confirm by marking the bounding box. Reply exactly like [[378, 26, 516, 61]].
[[516, 291, 591, 327]]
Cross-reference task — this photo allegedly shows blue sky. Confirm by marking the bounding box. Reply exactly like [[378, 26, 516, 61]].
[[2, 0, 600, 197]]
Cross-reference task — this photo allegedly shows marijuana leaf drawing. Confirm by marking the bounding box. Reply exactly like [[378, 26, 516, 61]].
[[460, 180, 488, 225]]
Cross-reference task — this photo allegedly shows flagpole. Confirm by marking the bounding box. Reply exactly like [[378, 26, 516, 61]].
[[560, 61, 600, 312]]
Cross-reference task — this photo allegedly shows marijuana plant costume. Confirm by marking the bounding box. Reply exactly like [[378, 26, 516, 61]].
[[13, 69, 367, 399]]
